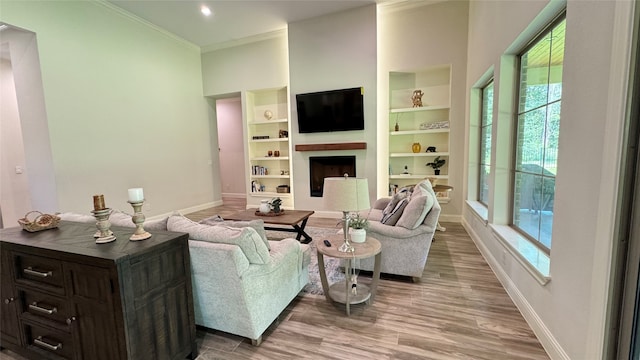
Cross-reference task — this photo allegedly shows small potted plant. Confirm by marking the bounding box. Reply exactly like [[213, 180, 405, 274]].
[[426, 156, 446, 175], [348, 213, 369, 243], [269, 197, 283, 213]]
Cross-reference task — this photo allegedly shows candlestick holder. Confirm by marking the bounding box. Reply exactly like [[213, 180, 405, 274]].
[[127, 200, 151, 241], [91, 208, 116, 244]]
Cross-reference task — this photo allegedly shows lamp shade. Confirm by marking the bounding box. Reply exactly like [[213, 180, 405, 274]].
[[323, 177, 370, 211]]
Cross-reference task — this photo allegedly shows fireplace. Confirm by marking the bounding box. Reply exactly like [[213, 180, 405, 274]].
[[309, 156, 356, 197]]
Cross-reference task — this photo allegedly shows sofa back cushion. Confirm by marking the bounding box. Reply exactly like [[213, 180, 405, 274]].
[[381, 196, 409, 226], [396, 180, 435, 230], [198, 217, 270, 250], [167, 214, 270, 264]]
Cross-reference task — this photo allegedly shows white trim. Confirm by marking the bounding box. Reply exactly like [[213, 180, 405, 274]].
[[221, 193, 246, 199], [201, 29, 287, 53], [438, 214, 460, 223], [147, 201, 223, 221], [92, 0, 199, 52], [462, 218, 569, 360], [465, 200, 488, 224], [489, 224, 550, 283], [377, 0, 447, 14], [586, 0, 637, 356]]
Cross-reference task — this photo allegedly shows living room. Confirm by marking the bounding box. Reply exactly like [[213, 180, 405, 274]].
[[1, 0, 638, 359]]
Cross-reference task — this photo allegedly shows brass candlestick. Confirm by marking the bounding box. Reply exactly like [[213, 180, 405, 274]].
[[128, 200, 151, 241], [91, 208, 116, 244]]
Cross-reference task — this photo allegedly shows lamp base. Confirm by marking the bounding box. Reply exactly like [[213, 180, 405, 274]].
[[338, 241, 355, 253]]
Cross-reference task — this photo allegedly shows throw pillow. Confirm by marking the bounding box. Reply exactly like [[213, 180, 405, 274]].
[[381, 197, 409, 226], [167, 214, 270, 265], [396, 185, 435, 230], [199, 217, 270, 250], [381, 191, 408, 217]]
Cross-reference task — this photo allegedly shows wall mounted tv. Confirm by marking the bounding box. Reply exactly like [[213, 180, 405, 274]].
[[296, 87, 365, 133]]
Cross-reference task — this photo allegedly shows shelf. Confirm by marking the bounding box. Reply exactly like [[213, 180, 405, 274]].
[[250, 175, 289, 179], [249, 118, 288, 125], [250, 138, 289, 143], [390, 129, 449, 135], [390, 105, 449, 113], [389, 174, 449, 179], [389, 152, 449, 158], [250, 192, 292, 198], [251, 156, 290, 161]]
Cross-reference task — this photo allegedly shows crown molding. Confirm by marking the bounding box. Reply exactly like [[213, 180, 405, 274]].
[[377, 0, 448, 14], [201, 28, 287, 54], [92, 0, 200, 52]]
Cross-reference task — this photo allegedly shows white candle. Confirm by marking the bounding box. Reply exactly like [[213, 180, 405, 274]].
[[128, 188, 144, 202]]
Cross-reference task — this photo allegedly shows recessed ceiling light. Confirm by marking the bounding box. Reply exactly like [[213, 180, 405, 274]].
[[201, 5, 212, 17]]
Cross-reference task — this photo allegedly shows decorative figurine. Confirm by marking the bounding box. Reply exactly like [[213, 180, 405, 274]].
[[412, 89, 424, 107]]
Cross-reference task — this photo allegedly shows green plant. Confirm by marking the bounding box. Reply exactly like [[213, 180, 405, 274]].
[[269, 197, 282, 213], [348, 213, 369, 230], [426, 156, 446, 169]]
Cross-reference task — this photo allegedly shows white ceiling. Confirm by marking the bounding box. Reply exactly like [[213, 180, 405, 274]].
[[106, 0, 383, 51]]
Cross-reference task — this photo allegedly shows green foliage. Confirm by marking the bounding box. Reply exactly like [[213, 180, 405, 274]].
[[426, 156, 446, 169], [348, 213, 369, 230], [269, 197, 282, 213]]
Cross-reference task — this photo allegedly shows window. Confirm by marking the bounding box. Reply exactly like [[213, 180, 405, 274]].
[[512, 17, 565, 252], [479, 80, 494, 206]]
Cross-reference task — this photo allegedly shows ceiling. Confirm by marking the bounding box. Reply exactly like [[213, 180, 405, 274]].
[[106, 0, 384, 51]]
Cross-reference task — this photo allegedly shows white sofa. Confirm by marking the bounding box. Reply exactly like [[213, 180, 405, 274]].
[[58, 211, 311, 346]]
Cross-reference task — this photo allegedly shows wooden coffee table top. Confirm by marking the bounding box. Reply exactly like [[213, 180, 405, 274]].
[[224, 209, 314, 226]]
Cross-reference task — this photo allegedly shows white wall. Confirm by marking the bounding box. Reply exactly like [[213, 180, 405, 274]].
[[0, 57, 32, 226], [215, 97, 246, 197], [288, 5, 377, 213], [377, 1, 469, 220], [463, 1, 630, 358], [2, 1, 215, 216]]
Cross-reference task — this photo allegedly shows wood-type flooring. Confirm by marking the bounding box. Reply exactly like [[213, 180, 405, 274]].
[[1, 197, 550, 360]]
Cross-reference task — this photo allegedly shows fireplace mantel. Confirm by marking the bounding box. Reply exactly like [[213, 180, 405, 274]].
[[294, 142, 367, 152]]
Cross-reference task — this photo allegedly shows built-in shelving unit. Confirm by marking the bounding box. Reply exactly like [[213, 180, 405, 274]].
[[388, 65, 451, 203], [244, 87, 293, 209]]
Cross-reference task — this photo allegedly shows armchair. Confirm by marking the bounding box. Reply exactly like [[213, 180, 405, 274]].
[[356, 179, 441, 280]]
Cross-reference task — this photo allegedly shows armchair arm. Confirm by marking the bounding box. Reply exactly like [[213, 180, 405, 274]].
[[367, 221, 435, 239], [373, 198, 391, 210]]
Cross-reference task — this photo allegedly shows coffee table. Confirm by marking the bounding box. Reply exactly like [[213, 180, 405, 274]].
[[224, 209, 315, 244], [316, 236, 382, 316]]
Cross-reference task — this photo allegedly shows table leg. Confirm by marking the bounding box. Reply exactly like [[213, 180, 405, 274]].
[[317, 251, 331, 302], [369, 252, 382, 304], [293, 217, 312, 243]]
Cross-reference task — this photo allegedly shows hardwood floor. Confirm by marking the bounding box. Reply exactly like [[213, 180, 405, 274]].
[[0, 197, 549, 359], [187, 198, 550, 359]]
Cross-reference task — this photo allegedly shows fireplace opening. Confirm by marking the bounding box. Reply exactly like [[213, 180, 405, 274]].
[[309, 156, 356, 197]]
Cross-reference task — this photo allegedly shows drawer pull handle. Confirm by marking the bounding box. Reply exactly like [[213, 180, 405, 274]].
[[66, 316, 76, 325], [24, 267, 52, 278], [34, 336, 62, 351], [30, 302, 57, 315], [4, 297, 14, 304]]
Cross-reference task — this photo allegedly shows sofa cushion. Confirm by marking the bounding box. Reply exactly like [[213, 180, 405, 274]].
[[168, 214, 270, 264], [109, 209, 169, 231], [396, 181, 435, 230], [199, 217, 270, 250], [381, 197, 409, 226]]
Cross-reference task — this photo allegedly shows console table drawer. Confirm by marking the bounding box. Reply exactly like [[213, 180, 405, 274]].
[[21, 289, 73, 328], [13, 254, 65, 294], [24, 322, 74, 359]]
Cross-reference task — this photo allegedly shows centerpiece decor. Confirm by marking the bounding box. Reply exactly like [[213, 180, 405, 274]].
[[91, 194, 116, 243], [348, 213, 369, 243], [127, 187, 152, 241]]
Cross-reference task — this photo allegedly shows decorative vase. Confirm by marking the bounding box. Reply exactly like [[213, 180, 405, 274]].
[[412, 143, 421, 153], [394, 122, 399, 132], [434, 169, 441, 175], [350, 228, 366, 243], [274, 150, 280, 157], [259, 200, 271, 214]]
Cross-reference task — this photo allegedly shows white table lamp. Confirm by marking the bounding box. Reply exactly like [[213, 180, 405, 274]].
[[323, 174, 370, 252]]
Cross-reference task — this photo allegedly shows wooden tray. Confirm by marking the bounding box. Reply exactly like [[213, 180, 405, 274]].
[[254, 210, 285, 217]]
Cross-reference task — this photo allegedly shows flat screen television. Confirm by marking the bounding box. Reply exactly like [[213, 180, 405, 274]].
[[296, 87, 365, 133]]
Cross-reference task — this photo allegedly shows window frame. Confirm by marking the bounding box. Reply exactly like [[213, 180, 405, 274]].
[[510, 13, 566, 254], [478, 79, 494, 207]]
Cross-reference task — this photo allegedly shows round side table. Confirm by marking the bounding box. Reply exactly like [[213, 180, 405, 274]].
[[316, 235, 381, 316]]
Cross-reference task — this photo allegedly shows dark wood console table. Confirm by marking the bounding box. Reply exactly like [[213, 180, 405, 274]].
[[0, 221, 198, 359]]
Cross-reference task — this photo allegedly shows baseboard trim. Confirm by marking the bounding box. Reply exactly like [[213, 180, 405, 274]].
[[462, 218, 569, 360], [146, 201, 222, 221], [439, 214, 461, 223], [222, 193, 246, 199]]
